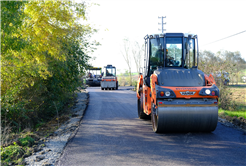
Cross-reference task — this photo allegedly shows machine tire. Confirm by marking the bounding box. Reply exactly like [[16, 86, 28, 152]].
[[116, 81, 118, 90], [138, 93, 150, 119], [101, 88, 104, 90]]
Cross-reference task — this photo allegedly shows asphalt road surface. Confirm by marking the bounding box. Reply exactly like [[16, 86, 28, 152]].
[[58, 86, 246, 166]]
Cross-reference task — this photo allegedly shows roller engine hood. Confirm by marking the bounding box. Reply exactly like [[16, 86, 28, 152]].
[[154, 67, 205, 87]]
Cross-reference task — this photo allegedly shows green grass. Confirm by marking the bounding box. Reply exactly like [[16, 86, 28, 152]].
[[219, 108, 246, 119], [131, 72, 139, 76], [228, 85, 246, 88], [1, 142, 24, 165], [242, 69, 246, 75], [18, 136, 34, 147], [1, 136, 35, 165]]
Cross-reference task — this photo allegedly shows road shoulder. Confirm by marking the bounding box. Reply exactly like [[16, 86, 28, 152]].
[[24, 89, 89, 166]]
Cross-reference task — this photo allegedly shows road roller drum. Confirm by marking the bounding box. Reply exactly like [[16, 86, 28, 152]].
[[151, 105, 218, 133]]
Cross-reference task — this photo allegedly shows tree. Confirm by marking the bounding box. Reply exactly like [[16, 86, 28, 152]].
[[121, 38, 132, 86], [132, 41, 144, 74], [199, 50, 246, 110], [1, 0, 98, 131]]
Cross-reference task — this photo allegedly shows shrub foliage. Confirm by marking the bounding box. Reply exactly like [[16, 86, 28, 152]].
[[1, 0, 97, 132], [199, 50, 246, 110]]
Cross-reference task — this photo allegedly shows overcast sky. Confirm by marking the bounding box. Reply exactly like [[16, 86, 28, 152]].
[[85, 0, 246, 73]]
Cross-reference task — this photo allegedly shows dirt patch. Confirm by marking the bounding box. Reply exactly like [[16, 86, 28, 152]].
[[219, 113, 246, 132], [228, 86, 246, 106], [34, 114, 71, 138]]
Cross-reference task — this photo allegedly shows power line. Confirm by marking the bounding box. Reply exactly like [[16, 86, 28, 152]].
[[202, 30, 246, 46]]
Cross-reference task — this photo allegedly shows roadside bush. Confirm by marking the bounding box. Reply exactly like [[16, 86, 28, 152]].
[[1, 1, 98, 165], [1, 0, 97, 133], [218, 85, 238, 111], [133, 80, 138, 91], [1, 142, 24, 165], [199, 50, 245, 111], [118, 76, 126, 86], [18, 136, 34, 147], [1, 122, 12, 147], [1, 100, 33, 132], [126, 76, 133, 86], [118, 74, 138, 87]]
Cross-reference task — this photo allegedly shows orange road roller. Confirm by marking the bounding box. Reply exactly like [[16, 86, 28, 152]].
[[136, 33, 219, 133]]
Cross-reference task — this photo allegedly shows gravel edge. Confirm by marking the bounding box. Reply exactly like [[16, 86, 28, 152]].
[[24, 90, 89, 166], [218, 117, 246, 133]]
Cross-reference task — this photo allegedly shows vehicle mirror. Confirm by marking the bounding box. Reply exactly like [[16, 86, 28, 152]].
[[139, 67, 143, 75]]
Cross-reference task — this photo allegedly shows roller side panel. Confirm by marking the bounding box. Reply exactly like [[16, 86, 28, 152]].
[[143, 85, 152, 115]]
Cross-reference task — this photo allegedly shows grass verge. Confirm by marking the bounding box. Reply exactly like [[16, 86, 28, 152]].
[[1, 137, 33, 166], [1, 87, 85, 165], [219, 108, 246, 119]]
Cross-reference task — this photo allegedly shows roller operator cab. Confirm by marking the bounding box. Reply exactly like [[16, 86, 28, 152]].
[[136, 33, 220, 133], [86, 67, 102, 86], [101, 65, 118, 90]]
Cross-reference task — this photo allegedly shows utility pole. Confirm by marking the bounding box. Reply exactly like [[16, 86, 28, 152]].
[[158, 16, 166, 33]]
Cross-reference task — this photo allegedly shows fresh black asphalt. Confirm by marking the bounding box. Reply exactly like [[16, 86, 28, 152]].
[[58, 86, 246, 166]]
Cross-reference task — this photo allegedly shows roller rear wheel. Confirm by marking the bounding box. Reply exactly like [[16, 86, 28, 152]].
[[137, 93, 150, 119]]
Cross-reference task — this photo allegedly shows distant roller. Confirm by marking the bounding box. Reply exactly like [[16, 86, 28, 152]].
[[101, 65, 118, 90]]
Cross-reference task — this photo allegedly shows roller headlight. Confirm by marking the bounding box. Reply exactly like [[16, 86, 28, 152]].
[[165, 91, 170, 96], [205, 89, 211, 95]]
